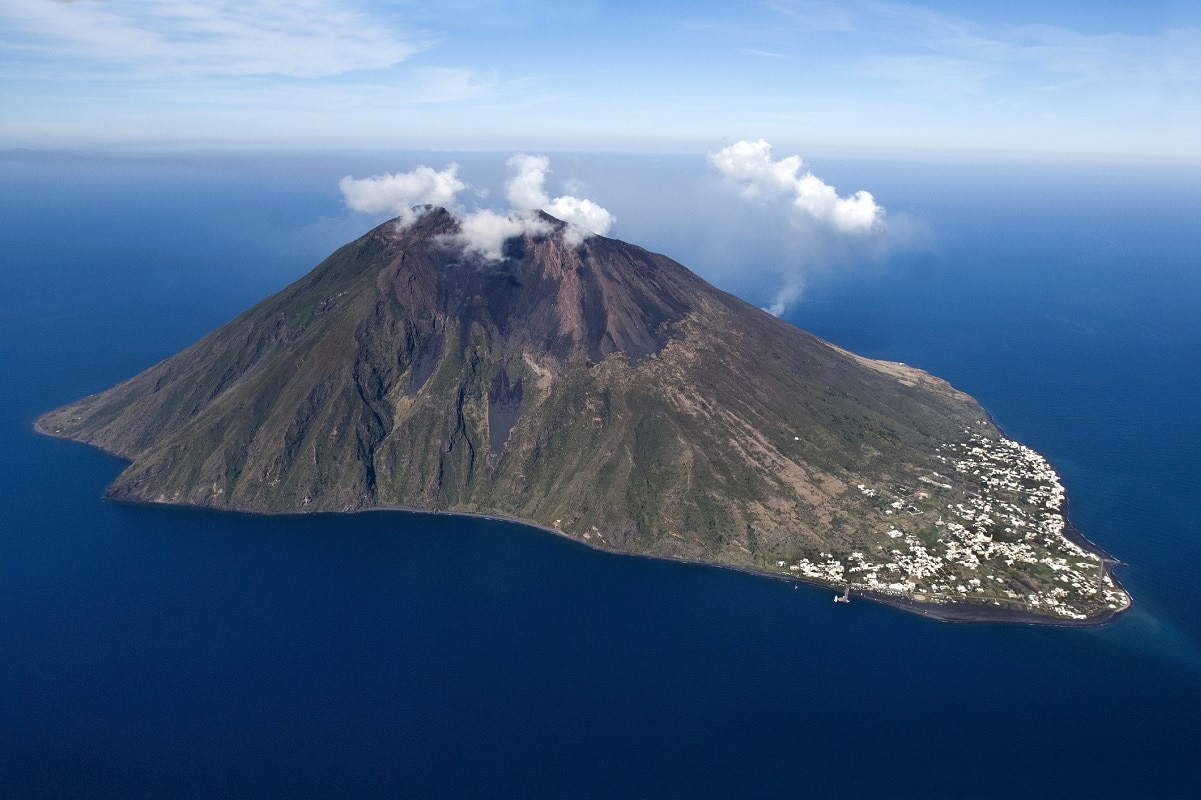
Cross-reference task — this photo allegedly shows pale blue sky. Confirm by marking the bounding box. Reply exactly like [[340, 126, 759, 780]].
[[2, 0, 1199, 160]]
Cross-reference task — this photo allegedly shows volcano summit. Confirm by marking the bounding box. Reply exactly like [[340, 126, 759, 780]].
[[38, 209, 1130, 623]]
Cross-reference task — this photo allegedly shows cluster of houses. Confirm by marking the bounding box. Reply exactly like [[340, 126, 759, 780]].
[[779, 430, 1131, 619]]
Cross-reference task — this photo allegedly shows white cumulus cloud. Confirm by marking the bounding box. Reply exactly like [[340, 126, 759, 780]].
[[505, 154, 553, 209], [456, 209, 554, 261], [505, 153, 615, 242], [340, 153, 615, 260], [339, 164, 466, 226], [544, 196, 615, 246], [709, 139, 882, 233], [704, 139, 894, 316]]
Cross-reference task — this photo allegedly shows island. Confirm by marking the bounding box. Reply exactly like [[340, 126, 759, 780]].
[[37, 207, 1130, 623]]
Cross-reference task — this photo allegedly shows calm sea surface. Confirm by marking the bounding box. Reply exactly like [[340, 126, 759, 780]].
[[2, 151, 1199, 798]]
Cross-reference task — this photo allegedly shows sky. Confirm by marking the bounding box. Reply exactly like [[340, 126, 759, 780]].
[[2, 0, 1200, 160]]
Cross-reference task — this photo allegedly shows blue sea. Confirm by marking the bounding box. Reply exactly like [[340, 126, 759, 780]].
[[2, 150, 1199, 798]]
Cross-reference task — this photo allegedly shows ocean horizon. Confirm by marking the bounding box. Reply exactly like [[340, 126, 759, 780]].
[[3, 149, 1199, 798]]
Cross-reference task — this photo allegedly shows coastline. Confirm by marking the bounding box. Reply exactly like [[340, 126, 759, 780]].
[[141, 497, 1137, 627], [973, 408, 1131, 621], [32, 415, 1129, 628]]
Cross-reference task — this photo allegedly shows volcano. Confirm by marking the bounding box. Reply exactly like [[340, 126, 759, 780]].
[[38, 208, 1129, 622]]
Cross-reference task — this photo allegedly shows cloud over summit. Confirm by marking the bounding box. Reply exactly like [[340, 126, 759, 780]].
[[335, 145, 895, 316], [339, 153, 615, 258], [455, 209, 553, 261], [338, 164, 466, 226], [505, 154, 615, 244]]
